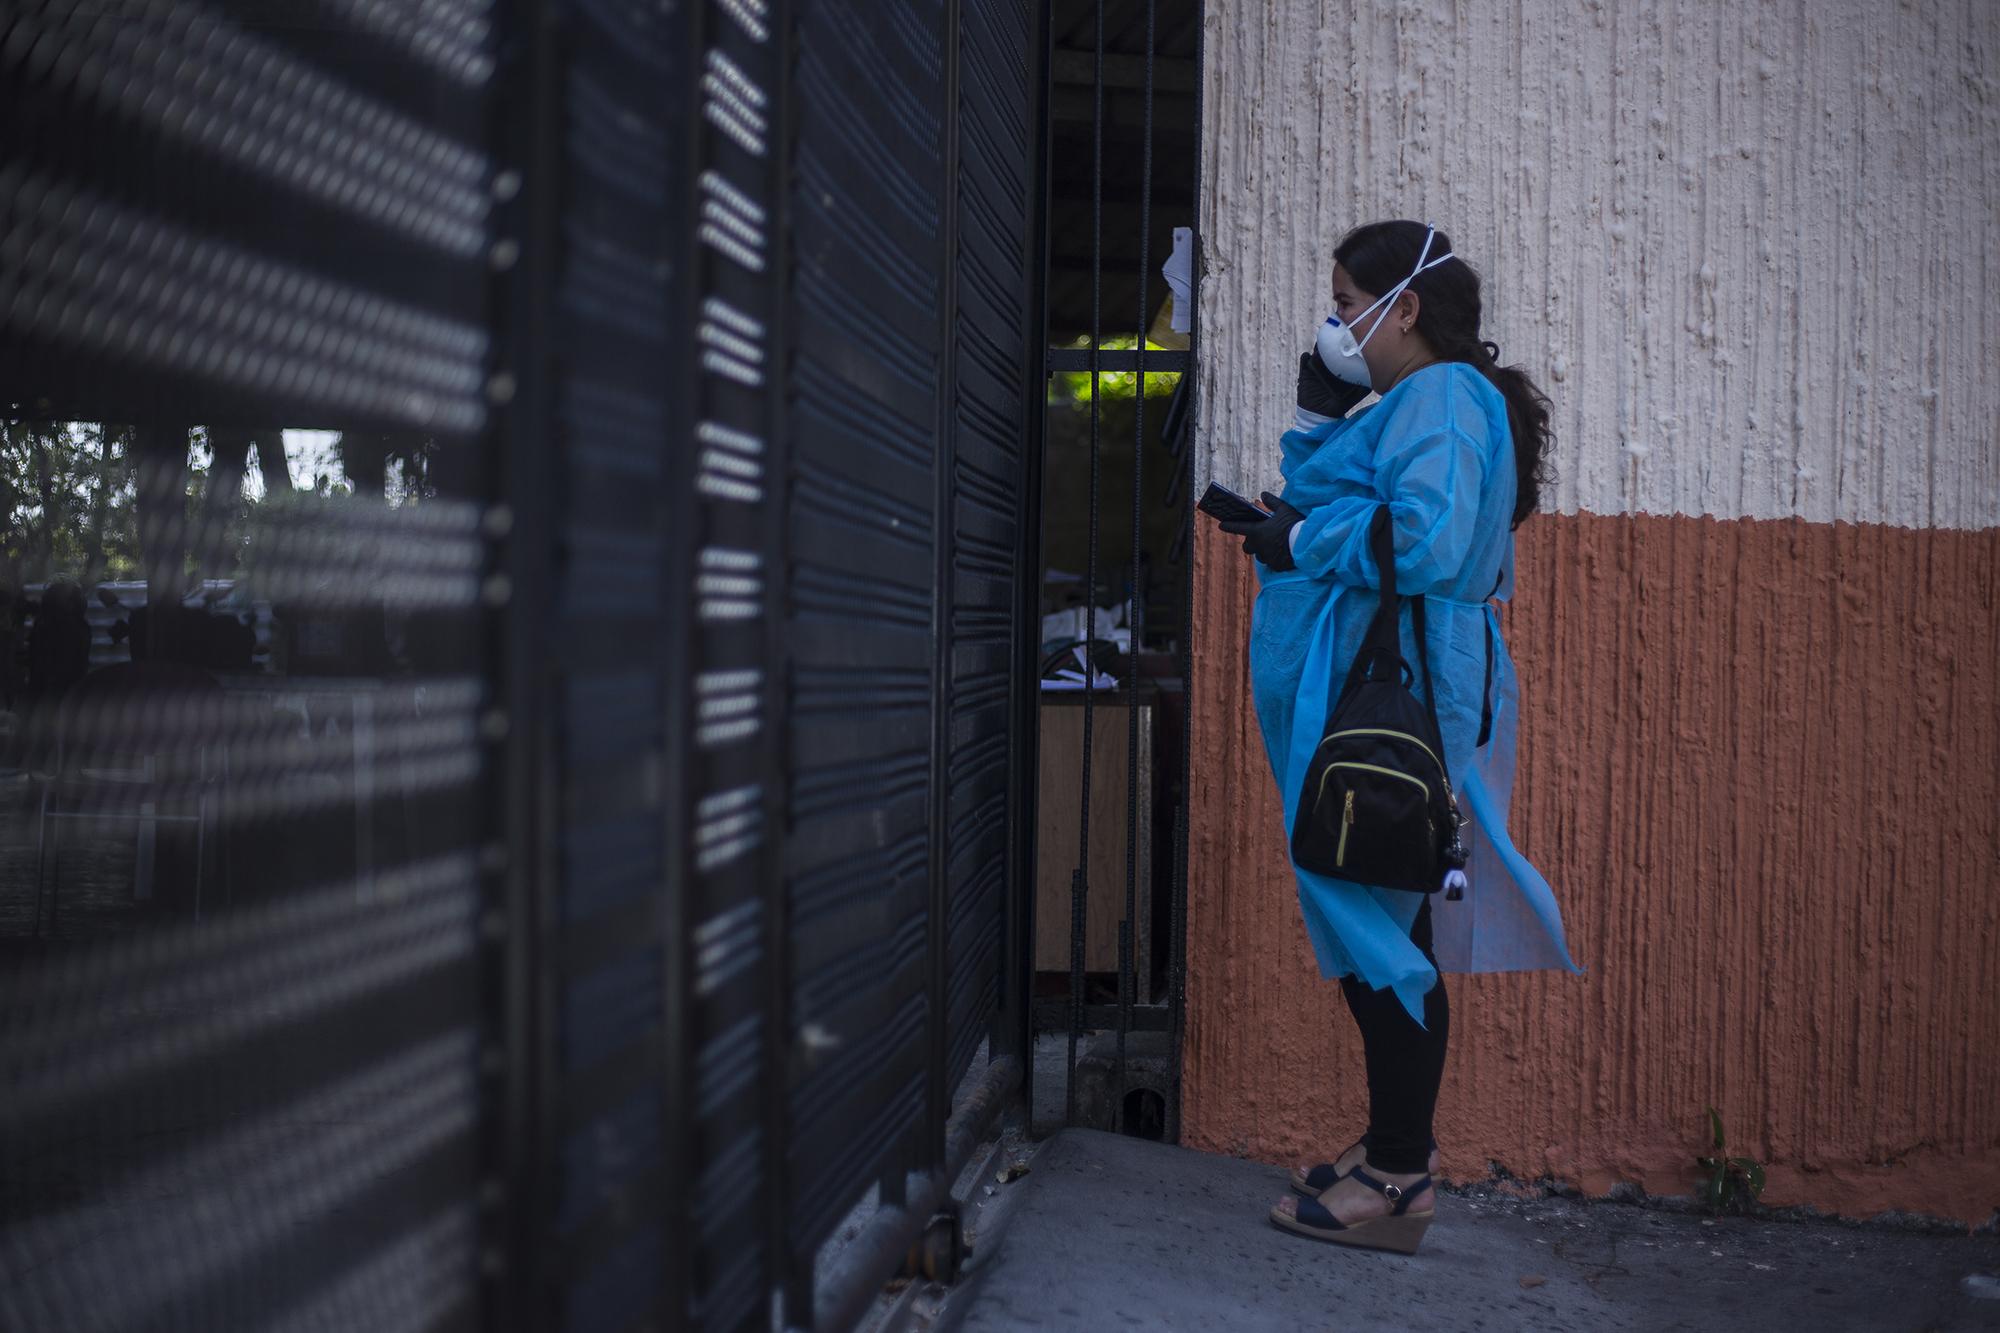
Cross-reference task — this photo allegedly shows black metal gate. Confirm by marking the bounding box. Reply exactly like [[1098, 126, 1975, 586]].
[[2, 1, 1043, 1330], [1029, 0, 1201, 1143], [1, 3, 512, 1329], [761, 0, 1042, 1321]]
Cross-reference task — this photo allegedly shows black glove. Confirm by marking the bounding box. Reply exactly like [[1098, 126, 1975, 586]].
[[1297, 350, 1369, 419], [1219, 492, 1305, 571]]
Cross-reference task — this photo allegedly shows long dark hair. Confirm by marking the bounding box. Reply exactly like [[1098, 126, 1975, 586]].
[[1333, 220, 1551, 528]]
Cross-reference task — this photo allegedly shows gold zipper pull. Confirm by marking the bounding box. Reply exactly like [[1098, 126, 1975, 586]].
[[1337, 789, 1356, 866]]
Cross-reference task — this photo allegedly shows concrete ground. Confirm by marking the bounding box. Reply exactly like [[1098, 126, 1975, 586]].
[[926, 1128, 2000, 1333]]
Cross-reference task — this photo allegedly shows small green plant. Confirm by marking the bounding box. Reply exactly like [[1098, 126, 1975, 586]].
[[1695, 1107, 1766, 1214]]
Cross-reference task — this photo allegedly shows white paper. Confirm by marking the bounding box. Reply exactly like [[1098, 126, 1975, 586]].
[[1039, 644, 1118, 691], [1162, 227, 1194, 334], [1039, 606, 1131, 651]]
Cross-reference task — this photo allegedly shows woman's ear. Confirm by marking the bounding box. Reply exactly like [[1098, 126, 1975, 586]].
[[1396, 288, 1422, 333]]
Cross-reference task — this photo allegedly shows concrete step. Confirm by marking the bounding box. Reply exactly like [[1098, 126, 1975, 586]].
[[933, 1128, 2000, 1333]]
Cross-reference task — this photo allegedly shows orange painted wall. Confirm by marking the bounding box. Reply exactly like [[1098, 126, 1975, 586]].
[[1181, 510, 2000, 1226]]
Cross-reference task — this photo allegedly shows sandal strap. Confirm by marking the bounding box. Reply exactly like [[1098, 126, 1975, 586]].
[[1347, 1167, 1432, 1215], [1295, 1193, 1341, 1230], [1300, 1138, 1367, 1193]]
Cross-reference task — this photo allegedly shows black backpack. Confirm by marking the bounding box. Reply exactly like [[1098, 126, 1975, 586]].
[[1290, 505, 1467, 894]]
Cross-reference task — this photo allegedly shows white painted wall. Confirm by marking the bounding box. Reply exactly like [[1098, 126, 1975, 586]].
[[1197, 0, 2000, 529]]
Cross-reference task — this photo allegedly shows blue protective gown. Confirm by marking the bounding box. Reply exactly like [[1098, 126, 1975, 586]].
[[1250, 361, 1583, 1025]]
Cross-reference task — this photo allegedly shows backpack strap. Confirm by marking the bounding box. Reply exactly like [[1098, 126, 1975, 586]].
[[1382, 505, 1440, 729], [1333, 506, 1409, 703], [1411, 592, 1437, 720], [1360, 505, 1403, 666], [1334, 507, 1449, 743]]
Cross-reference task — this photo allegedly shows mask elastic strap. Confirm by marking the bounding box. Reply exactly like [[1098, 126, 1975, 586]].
[[1354, 226, 1455, 352], [1351, 228, 1434, 335]]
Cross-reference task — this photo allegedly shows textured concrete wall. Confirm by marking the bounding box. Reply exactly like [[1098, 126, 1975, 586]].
[[1185, 515, 2000, 1223], [1197, 0, 2000, 526], [1184, 0, 2000, 1224]]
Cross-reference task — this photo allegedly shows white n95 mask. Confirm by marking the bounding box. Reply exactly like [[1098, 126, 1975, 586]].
[[1315, 224, 1455, 387]]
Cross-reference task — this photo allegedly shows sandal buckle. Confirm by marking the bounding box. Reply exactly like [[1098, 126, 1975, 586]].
[[1382, 1182, 1403, 1202]]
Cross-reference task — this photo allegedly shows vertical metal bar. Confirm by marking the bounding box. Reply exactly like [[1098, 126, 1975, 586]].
[[1066, 0, 1106, 1129], [1115, 0, 1156, 1132], [491, 1, 564, 1324], [662, 0, 708, 1325], [1167, 0, 1204, 1147], [927, 0, 963, 1176], [995, 0, 1054, 1116], [767, 0, 802, 1320]]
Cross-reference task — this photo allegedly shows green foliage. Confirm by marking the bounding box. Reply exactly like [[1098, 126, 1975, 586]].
[[1695, 1106, 1767, 1214], [0, 419, 426, 595], [231, 487, 357, 599], [0, 420, 142, 584]]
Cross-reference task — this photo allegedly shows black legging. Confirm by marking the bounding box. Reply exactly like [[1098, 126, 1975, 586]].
[[1337, 897, 1448, 1174]]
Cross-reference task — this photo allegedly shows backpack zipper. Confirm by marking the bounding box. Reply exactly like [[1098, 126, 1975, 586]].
[[1316, 760, 1431, 812], [1337, 789, 1355, 865], [1324, 727, 1443, 774], [1322, 727, 1453, 804]]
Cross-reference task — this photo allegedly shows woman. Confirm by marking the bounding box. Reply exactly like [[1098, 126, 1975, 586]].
[[1219, 220, 1582, 1255]]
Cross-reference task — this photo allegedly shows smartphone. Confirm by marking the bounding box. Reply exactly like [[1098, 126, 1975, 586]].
[[1197, 482, 1271, 525]]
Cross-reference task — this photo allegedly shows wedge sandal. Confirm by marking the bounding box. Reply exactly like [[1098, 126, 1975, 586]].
[[1288, 1136, 1437, 1196], [1269, 1167, 1436, 1254]]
